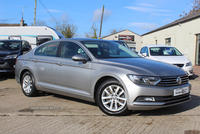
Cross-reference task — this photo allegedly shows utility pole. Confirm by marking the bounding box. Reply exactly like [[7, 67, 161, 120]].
[[34, 0, 37, 26], [99, 5, 104, 39]]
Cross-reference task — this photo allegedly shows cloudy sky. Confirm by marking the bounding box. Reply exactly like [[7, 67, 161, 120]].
[[0, 0, 193, 37]]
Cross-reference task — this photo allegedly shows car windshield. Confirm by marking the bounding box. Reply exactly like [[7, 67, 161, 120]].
[[149, 47, 182, 56], [81, 41, 139, 58], [0, 41, 21, 51]]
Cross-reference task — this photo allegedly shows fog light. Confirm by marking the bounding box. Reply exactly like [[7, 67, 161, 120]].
[[136, 97, 155, 102]]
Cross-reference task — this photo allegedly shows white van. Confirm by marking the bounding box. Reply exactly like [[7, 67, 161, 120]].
[[0, 26, 65, 48]]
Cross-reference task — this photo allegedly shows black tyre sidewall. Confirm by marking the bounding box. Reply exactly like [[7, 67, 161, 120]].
[[21, 71, 38, 97], [96, 79, 129, 116]]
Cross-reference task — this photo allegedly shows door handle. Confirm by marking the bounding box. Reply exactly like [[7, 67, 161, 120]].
[[57, 62, 63, 66], [33, 59, 37, 62]]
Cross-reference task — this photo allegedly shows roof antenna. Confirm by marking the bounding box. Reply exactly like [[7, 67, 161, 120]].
[[20, 6, 28, 20]]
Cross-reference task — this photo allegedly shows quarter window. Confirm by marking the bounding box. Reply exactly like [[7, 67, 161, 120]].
[[35, 42, 60, 57]]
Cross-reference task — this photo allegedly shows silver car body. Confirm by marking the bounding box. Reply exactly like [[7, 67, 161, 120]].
[[15, 39, 191, 111]]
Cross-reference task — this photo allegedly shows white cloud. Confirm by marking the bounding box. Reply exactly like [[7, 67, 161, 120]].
[[136, 3, 156, 7], [129, 22, 158, 31], [163, 19, 173, 25], [92, 8, 112, 22], [150, 13, 171, 17], [46, 9, 62, 13], [60, 13, 69, 21], [125, 6, 171, 12]]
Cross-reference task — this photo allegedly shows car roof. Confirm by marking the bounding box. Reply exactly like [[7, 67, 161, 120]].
[[144, 45, 174, 48], [0, 39, 24, 42], [52, 38, 116, 42]]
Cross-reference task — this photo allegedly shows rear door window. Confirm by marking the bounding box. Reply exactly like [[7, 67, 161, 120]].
[[35, 42, 60, 57]]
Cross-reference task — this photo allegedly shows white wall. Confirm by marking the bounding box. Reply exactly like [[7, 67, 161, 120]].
[[102, 29, 142, 51], [142, 18, 200, 65]]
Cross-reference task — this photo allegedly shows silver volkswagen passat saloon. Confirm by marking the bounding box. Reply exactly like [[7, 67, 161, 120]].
[[15, 39, 191, 115]]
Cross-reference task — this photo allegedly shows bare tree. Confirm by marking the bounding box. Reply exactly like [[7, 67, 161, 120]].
[[85, 23, 98, 39], [55, 21, 77, 38], [110, 29, 118, 34], [110, 28, 122, 35], [180, 0, 200, 17], [31, 20, 47, 26]]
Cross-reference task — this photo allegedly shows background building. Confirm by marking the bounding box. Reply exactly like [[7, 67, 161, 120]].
[[142, 12, 200, 66], [102, 29, 142, 51]]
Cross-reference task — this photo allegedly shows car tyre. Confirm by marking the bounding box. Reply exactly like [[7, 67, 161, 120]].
[[21, 71, 39, 97], [96, 79, 129, 116]]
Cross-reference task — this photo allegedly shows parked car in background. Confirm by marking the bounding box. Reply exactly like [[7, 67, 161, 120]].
[[113, 40, 130, 49], [15, 39, 191, 115], [0, 40, 31, 73], [138, 45, 193, 76], [114, 40, 138, 54]]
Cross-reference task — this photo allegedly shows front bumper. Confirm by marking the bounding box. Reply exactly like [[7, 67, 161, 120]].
[[124, 79, 191, 111], [0, 60, 15, 73], [129, 93, 190, 110]]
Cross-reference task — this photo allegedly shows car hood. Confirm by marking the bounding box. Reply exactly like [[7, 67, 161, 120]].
[[148, 56, 190, 64], [98, 58, 186, 76], [0, 51, 20, 57]]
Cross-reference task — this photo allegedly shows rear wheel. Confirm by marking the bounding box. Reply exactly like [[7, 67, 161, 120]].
[[21, 71, 39, 97], [96, 79, 129, 116]]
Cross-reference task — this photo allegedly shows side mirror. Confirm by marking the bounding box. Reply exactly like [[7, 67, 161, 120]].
[[72, 54, 88, 63], [141, 53, 147, 57]]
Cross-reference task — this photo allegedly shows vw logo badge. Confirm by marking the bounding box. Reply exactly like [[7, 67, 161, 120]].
[[176, 77, 182, 85]]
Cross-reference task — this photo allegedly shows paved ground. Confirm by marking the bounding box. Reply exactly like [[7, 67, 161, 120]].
[[0, 67, 200, 134]]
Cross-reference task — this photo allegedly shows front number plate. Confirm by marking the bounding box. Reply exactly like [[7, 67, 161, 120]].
[[173, 86, 189, 96]]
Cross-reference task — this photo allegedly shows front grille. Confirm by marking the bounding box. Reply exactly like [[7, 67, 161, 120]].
[[173, 64, 184, 67], [157, 74, 189, 87]]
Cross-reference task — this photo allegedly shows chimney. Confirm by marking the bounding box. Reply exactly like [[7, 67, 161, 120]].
[[20, 19, 24, 26]]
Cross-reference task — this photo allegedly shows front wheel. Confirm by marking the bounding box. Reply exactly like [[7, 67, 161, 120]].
[[21, 71, 39, 97], [96, 79, 129, 116]]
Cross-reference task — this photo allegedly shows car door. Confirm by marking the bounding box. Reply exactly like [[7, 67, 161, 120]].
[[33, 41, 60, 88], [55, 41, 92, 97]]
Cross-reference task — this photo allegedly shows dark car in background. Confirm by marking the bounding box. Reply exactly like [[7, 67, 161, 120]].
[[0, 40, 31, 73]]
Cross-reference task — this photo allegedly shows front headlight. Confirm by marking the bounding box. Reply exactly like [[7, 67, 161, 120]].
[[3, 54, 18, 60], [127, 75, 161, 86], [186, 62, 192, 67]]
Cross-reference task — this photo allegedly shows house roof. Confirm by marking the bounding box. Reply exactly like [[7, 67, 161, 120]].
[[0, 23, 28, 27], [142, 11, 200, 36], [102, 29, 141, 39]]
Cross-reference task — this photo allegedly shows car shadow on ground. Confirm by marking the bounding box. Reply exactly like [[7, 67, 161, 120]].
[[130, 94, 200, 116], [41, 93, 200, 116], [41, 93, 97, 106], [0, 73, 15, 82]]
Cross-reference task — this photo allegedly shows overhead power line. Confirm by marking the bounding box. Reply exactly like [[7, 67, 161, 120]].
[[38, 0, 59, 25]]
